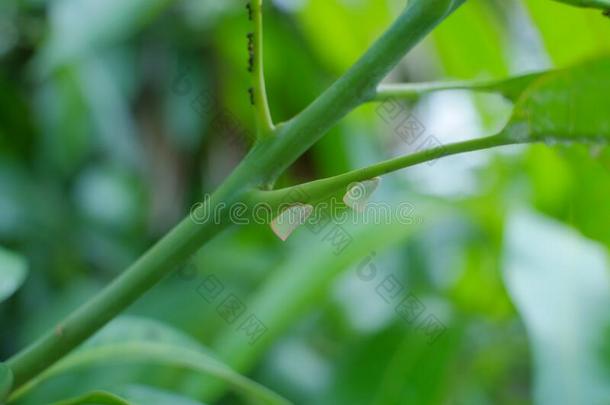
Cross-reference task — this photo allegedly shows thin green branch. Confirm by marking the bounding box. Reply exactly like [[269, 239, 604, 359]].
[[371, 71, 544, 103], [251, 133, 521, 209], [373, 79, 511, 101], [249, 0, 274, 136]]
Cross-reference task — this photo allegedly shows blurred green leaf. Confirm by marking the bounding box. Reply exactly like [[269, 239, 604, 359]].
[[0, 246, 27, 303], [120, 385, 207, 405], [13, 316, 290, 405], [33, 0, 174, 75], [298, 0, 391, 73], [432, 0, 508, 79], [51, 390, 131, 405], [319, 322, 465, 405], [0, 362, 13, 402], [194, 197, 455, 400], [34, 67, 94, 175], [485, 73, 545, 102], [525, 0, 610, 66], [50, 385, 209, 405], [502, 57, 610, 143], [503, 210, 610, 404]]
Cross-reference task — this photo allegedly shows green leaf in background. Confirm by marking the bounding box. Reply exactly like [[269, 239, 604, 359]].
[[51, 390, 131, 405], [1, 362, 13, 402], [0, 246, 27, 303], [10, 316, 290, 405], [503, 210, 610, 405], [432, 0, 508, 79], [526, 0, 610, 67], [51, 385, 208, 405], [119, 385, 207, 405], [483, 72, 545, 102], [298, 0, 391, 73], [33, 0, 175, 75], [194, 196, 454, 401], [502, 57, 610, 144]]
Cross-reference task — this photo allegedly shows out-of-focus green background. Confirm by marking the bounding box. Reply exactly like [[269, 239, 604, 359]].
[[1, 0, 610, 404]]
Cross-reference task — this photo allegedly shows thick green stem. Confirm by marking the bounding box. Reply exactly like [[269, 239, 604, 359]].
[[5, 177, 253, 390], [6, 218, 222, 390]]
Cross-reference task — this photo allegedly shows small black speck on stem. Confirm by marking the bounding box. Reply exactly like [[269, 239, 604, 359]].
[[248, 87, 255, 105], [247, 32, 254, 72], [246, 2, 253, 21]]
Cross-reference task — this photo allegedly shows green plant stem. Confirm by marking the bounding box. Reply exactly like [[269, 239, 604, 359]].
[[5, 0, 467, 394], [373, 78, 512, 101], [251, 0, 275, 136], [250, 0, 466, 183], [6, 217, 222, 389], [372, 71, 544, 103], [251, 134, 521, 209], [5, 183, 248, 390]]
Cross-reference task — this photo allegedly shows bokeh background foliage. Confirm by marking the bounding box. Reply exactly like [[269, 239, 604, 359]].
[[1, 0, 610, 404]]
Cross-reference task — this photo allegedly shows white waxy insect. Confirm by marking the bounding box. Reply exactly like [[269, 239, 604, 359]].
[[270, 203, 314, 241], [342, 178, 381, 212]]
